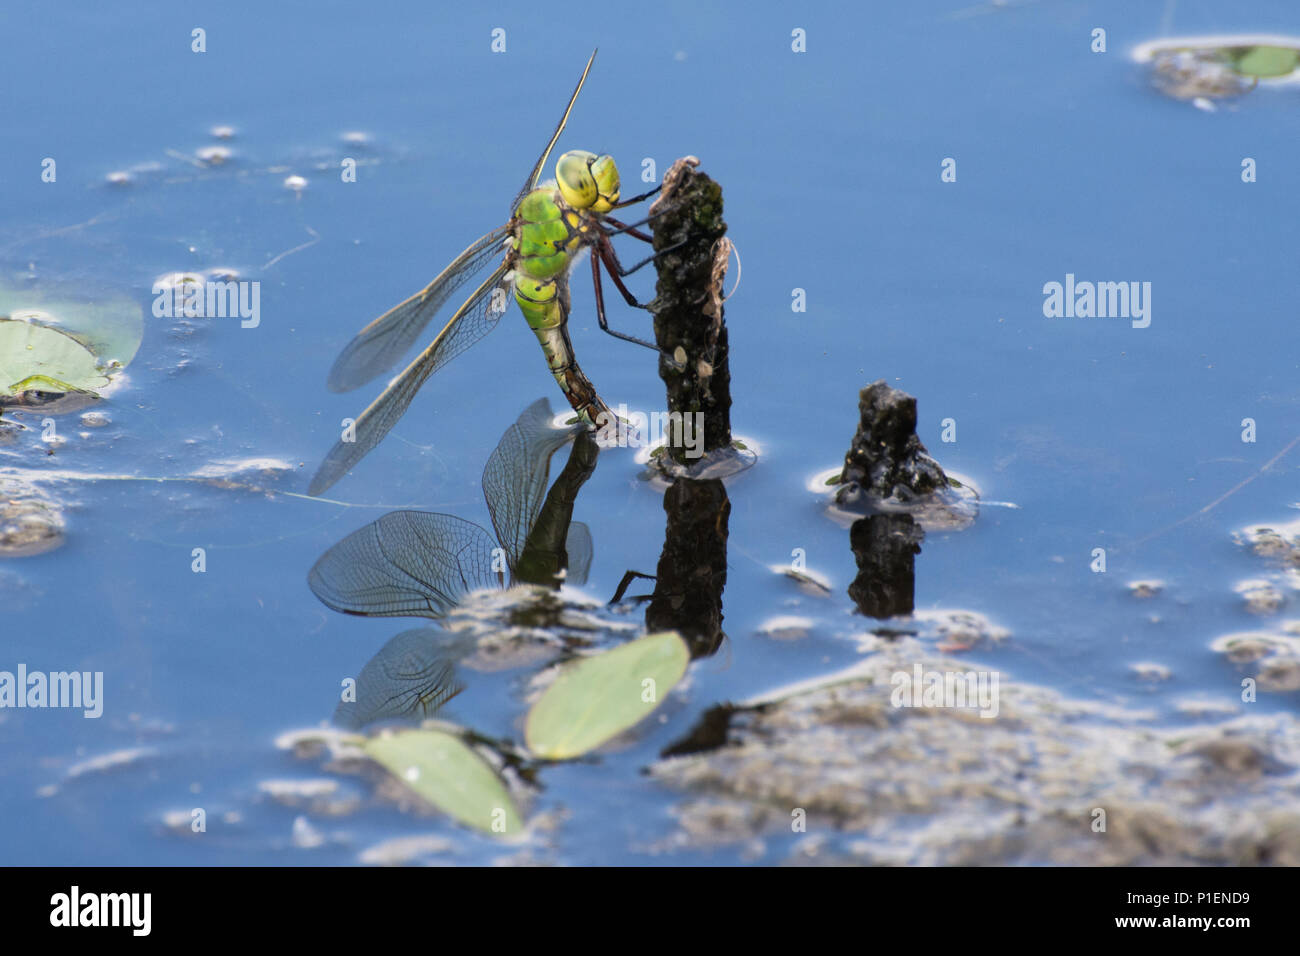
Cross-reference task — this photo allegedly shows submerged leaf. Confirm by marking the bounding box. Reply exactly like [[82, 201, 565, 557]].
[[1229, 45, 1300, 78], [0, 320, 109, 397], [0, 282, 143, 403], [525, 631, 689, 759], [363, 728, 522, 835]]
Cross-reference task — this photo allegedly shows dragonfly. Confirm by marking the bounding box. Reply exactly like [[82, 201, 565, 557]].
[[309, 49, 666, 497]]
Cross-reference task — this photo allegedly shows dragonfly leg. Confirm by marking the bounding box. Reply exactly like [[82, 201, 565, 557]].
[[590, 249, 654, 350], [611, 184, 662, 209], [590, 247, 687, 371], [602, 233, 687, 281], [600, 215, 653, 243], [608, 569, 657, 604], [601, 204, 676, 237]]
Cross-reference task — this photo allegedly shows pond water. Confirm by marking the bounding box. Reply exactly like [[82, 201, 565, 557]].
[[2, 0, 1297, 865]]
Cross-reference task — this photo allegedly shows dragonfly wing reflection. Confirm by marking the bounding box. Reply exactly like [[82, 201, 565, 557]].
[[308, 511, 502, 619], [333, 628, 469, 729]]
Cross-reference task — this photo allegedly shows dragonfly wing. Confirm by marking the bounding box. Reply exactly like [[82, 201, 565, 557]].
[[481, 397, 581, 573], [512, 49, 598, 209], [308, 511, 501, 618], [309, 262, 513, 496], [327, 225, 510, 393], [334, 629, 468, 729], [564, 521, 593, 586]]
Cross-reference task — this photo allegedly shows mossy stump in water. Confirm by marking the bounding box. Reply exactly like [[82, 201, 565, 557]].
[[649, 158, 732, 466]]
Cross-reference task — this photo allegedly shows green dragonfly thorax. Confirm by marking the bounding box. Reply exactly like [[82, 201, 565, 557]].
[[512, 149, 620, 279]]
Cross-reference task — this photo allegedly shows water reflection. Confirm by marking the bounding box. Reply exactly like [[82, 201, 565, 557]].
[[309, 397, 598, 727], [644, 477, 730, 657], [847, 513, 922, 618]]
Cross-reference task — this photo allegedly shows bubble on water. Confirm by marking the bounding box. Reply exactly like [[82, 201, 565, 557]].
[[284, 174, 308, 192], [196, 145, 232, 166]]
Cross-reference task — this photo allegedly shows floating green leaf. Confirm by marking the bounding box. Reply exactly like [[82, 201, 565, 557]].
[[363, 728, 522, 835], [0, 281, 144, 402], [0, 320, 109, 397], [1229, 45, 1300, 78], [525, 631, 689, 759]]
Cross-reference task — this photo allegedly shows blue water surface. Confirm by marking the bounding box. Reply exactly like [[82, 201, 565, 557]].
[[0, 0, 1297, 864]]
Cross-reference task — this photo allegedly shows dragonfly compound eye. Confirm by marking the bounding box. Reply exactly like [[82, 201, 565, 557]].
[[588, 154, 620, 212], [556, 150, 601, 209]]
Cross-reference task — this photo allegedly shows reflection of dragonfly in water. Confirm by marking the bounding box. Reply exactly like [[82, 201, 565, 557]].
[[308, 50, 667, 497], [309, 398, 600, 727]]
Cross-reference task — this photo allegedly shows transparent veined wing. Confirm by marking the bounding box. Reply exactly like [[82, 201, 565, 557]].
[[307, 511, 502, 618], [481, 397, 582, 577], [326, 46, 594, 397], [333, 629, 467, 729], [511, 49, 598, 210], [326, 225, 510, 393], [309, 262, 513, 496], [563, 522, 593, 586]]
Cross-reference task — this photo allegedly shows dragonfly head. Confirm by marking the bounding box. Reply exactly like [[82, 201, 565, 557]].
[[556, 150, 620, 213]]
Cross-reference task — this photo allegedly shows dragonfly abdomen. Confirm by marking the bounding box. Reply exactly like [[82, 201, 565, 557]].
[[534, 325, 612, 427], [513, 276, 611, 426]]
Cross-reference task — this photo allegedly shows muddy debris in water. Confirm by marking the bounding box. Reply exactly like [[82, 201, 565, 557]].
[[1130, 661, 1172, 684], [256, 777, 363, 817], [1236, 518, 1300, 568], [1127, 579, 1165, 599], [855, 608, 1010, 653], [771, 564, 833, 597], [649, 641, 1300, 864], [1211, 625, 1300, 694], [0, 479, 66, 557], [358, 834, 456, 866], [755, 615, 814, 641], [441, 586, 636, 673], [1235, 578, 1286, 616]]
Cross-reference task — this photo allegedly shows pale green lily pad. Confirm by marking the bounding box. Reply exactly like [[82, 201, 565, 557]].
[[0, 282, 144, 402], [0, 320, 111, 397], [1229, 45, 1300, 78], [363, 728, 522, 835], [525, 631, 689, 759]]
